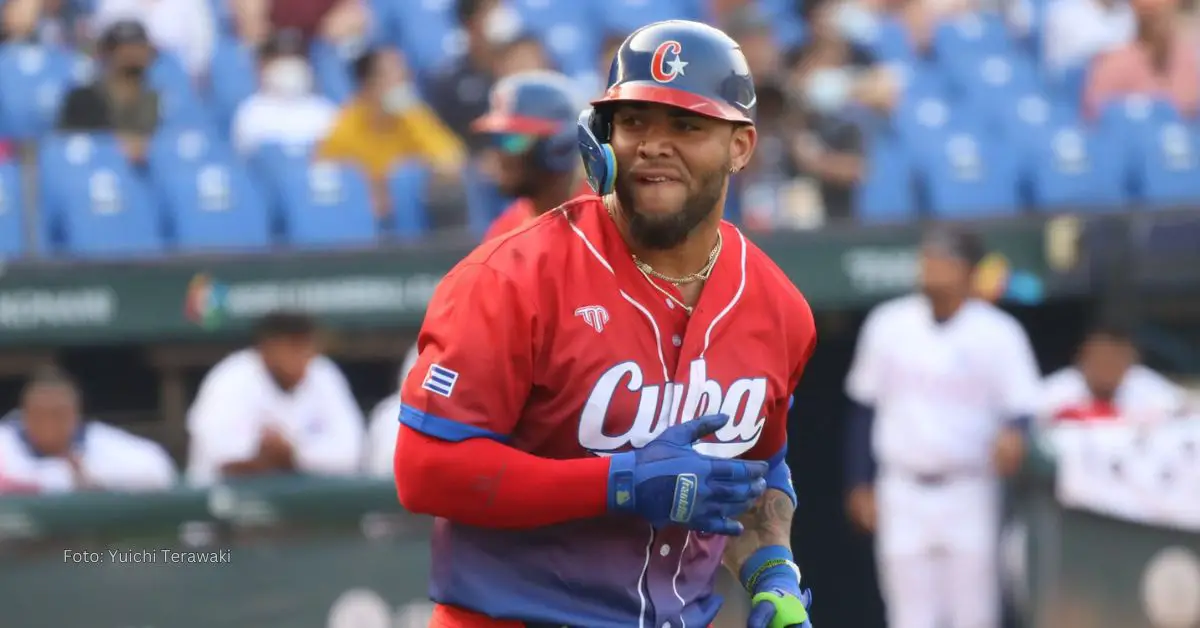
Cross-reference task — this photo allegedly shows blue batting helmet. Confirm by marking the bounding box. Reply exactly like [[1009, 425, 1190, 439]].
[[578, 20, 757, 195], [472, 70, 581, 173]]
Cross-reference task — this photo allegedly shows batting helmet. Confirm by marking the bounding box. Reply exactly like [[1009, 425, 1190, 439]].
[[578, 20, 757, 195], [472, 70, 582, 173]]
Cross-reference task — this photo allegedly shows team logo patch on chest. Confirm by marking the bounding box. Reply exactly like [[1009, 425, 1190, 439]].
[[578, 358, 767, 458]]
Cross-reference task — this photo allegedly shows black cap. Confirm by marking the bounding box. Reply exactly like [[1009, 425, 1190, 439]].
[[100, 19, 150, 52], [258, 28, 308, 61], [922, 225, 987, 268]]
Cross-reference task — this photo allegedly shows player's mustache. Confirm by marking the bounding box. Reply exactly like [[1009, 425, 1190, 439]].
[[627, 163, 686, 182]]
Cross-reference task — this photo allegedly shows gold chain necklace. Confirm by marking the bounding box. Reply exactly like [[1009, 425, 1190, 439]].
[[603, 195, 722, 314]]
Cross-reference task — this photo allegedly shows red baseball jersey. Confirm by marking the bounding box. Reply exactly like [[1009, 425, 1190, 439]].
[[481, 183, 596, 242], [400, 195, 816, 627]]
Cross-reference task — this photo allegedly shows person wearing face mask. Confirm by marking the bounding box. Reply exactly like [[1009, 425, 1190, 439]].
[[317, 47, 465, 219], [231, 29, 338, 156], [423, 0, 523, 154], [57, 19, 160, 165], [783, 0, 897, 222]]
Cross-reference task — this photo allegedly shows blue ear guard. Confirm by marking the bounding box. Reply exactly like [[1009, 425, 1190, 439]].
[[577, 107, 616, 195]]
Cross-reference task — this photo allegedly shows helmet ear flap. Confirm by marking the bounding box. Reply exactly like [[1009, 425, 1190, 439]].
[[577, 107, 617, 195]]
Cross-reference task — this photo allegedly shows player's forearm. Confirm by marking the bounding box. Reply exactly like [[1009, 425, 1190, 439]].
[[721, 488, 795, 576], [393, 426, 610, 528]]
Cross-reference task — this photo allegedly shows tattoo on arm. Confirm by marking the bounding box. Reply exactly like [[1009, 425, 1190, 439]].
[[721, 488, 795, 575]]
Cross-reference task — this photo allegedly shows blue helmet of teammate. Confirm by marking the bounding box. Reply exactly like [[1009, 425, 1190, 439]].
[[472, 70, 581, 173], [578, 20, 757, 195]]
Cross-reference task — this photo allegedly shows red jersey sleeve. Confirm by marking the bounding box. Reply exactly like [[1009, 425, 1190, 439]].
[[400, 262, 535, 442], [743, 297, 817, 464]]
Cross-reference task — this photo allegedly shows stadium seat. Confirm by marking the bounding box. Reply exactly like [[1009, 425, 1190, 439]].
[[513, 0, 597, 77], [0, 44, 79, 139], [591, 0, 701, 35], [855, 134, 917, 223], [208, 37, 258, 131], [892, 94, 955, 159], [249, 141, 313, 220], [37, 133, 126, 234], [150, 51, 214, 130], [918, 127, 1021, 218], [148, 128, 272, 250], [1027, 125, 1127, 210], [391, 0, 459, 76], [1131, 122, 1200, 207], [867, 17, 916, 62], [386, 162, 431, 239], [946, 53, 1039, 124], [310, 40, 354, 104], [55, 160, 164, 257], [932, 12, 1013, 61], [0, 161, 24, 257], [279, 161, 378, 247]]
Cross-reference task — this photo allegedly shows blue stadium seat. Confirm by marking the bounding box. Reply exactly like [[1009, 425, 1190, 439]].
[[391, 1, 458, 76], [280, 161, 378, 247], [310, 40, 354, 104], [159, 162, 273, 251], [947, 53, 1039, 124], [591, 0, 700, 38], [208, 37, 258, 130], [386, 162, 431, 239], [55, 159, 163, 257], [757, 0, 807, 49], [1131, 122, 1200, 207], [148, 128, 272, 250], [855, 134, 917, 223], [892, 94, 955, 159], [932, 12, 1013, 61], [918, 127, 1021, 218], [512, 0, 597, 77], [0, 44, 78, 139], [867, 18, 915, 62], [37, 133, 126, 235], [1027, 125, 1127, 210], [149, 51, 213, 130], [0, 161, 24, 257], [249, 141, 313, 217]]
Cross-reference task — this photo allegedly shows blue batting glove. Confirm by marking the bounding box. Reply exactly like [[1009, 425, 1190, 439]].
[[607, 414, 768, 535], [743, 547, 813, 628]]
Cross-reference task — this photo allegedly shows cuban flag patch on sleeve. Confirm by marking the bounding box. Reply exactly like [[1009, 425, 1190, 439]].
[[422, 364, 459, 398]]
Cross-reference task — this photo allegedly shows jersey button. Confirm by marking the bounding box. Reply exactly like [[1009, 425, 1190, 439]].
[[671, 334, 682, 347], [659, 544, 670, 556], [665, 299, 675, 309], [661, 622, 671, 628]]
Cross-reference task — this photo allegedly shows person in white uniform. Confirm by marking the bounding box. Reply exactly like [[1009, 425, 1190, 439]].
[[1040, 321, 1188, 423], [844, 227, 1041, 628], [363, 343, 420, 478], [0, 366, 177, 493], [186, 312, 365, 486]]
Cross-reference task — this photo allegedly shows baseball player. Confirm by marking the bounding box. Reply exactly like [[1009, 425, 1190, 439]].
[[843, 227, 1041, 628], [473, 70, 594, 242], [394, 20, 817, 628]]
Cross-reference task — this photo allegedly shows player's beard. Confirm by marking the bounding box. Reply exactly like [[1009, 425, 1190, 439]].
[[613, 157, 729, 251]]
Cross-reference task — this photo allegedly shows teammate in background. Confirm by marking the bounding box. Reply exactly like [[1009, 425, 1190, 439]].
[[474, 70, 591, 242], [395, 21, 816, 628], [364, 343, 421, 478], [1039, 321, 1189, 423], [843, 227, 1041, 628]]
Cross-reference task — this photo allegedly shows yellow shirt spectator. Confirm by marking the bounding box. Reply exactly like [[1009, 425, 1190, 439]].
[[317, 96, 466, 181]]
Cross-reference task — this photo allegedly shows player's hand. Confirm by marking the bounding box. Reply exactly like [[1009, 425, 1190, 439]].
[[846, 485, 876, 534], [607, 413, 768, 535], [748, 574, 813, 628], [991, 427, 1026, 477]]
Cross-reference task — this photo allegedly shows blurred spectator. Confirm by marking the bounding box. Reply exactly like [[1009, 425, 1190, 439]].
[[232, 29, 337, 155], [1039, 322, 1189, 423], [364, 344, 420, 479], [0, 141, 11, 162], [494, 34, 551, 78], [232, 0, 372, 54], [56, 19, 159, 165], [0, 0, 89, 46], [1084, 0, 1200, 118], [185, 312, 365, 487], [1041, 0, 1134, 77], [92, 0, 214, 80], [725, 5, 784, 88], [424, 0, 523, 153], [317, 47, 465, 217], [0, 366, 177, 494]]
